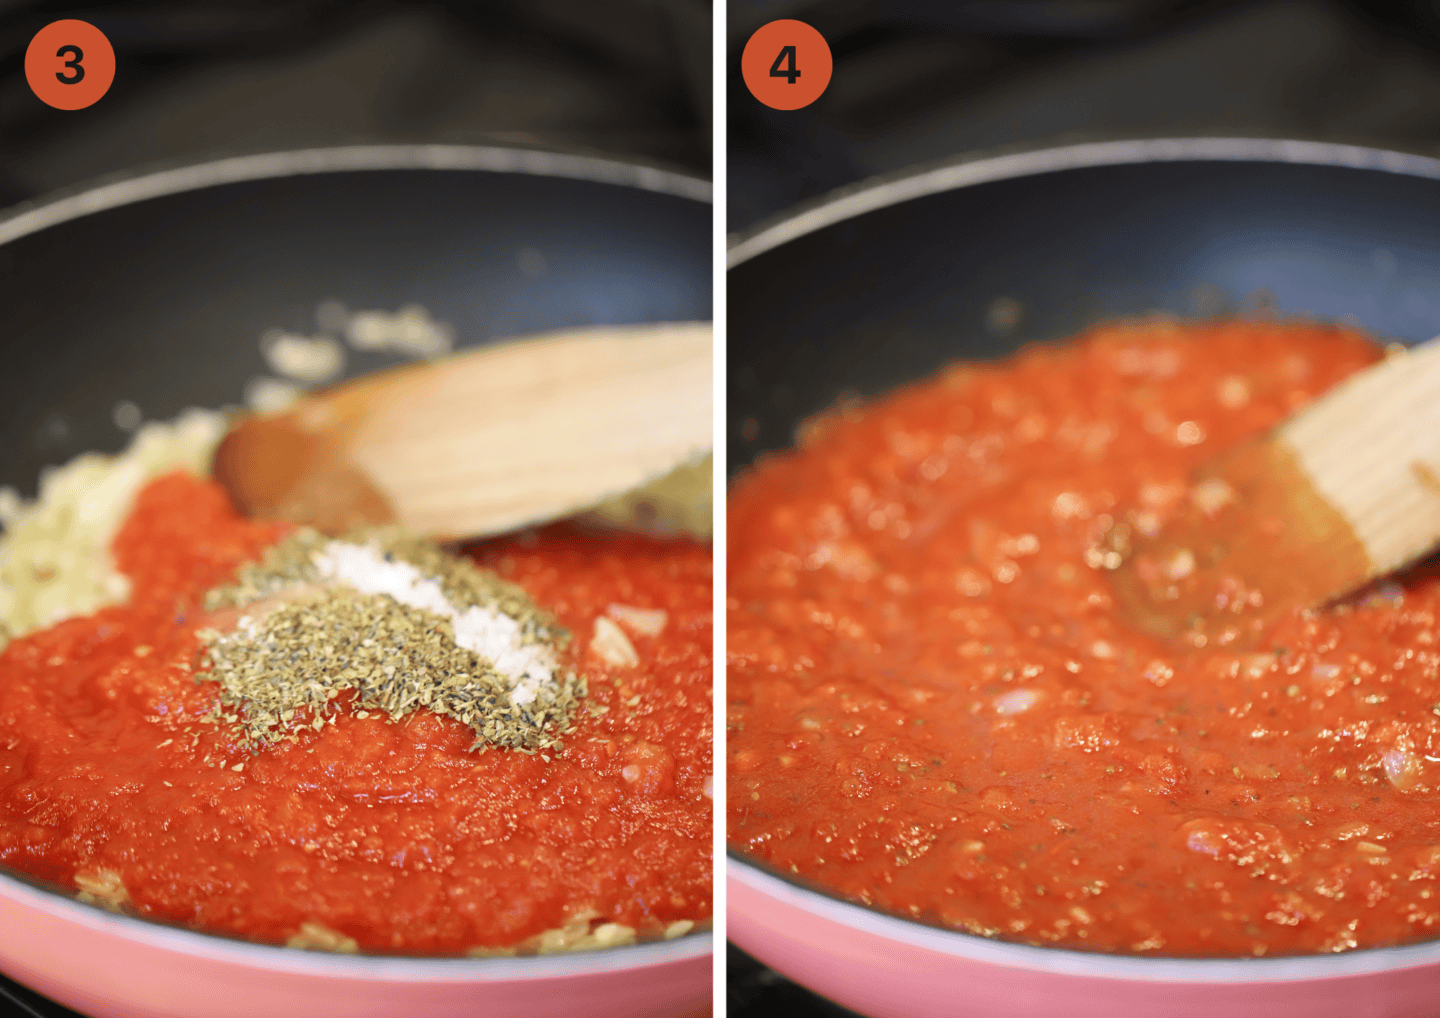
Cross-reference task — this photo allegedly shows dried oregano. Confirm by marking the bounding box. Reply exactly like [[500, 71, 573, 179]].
[[194, 529, 582, 754], [205, 525, 567, 649]]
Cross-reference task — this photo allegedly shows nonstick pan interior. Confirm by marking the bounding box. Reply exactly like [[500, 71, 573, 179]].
[[727, 140, 1440, 476], [0, 147, 712, 497]]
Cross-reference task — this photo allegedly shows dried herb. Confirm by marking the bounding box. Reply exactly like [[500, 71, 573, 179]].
[[195, 529, 582, 754], [205, 526, 566, 648]]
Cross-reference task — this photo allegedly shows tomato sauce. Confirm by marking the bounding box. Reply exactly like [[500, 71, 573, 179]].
[[728, 320, 1440, 957], [0, 473, 711, 954]]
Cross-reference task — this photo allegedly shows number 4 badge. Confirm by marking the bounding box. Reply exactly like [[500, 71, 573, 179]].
[[771, 45, 800, 85], [742, 20, 833, 110]]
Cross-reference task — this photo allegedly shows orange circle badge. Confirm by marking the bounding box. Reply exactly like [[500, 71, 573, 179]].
[[26, 20, 115, 110], [741, 20, 832, 111]]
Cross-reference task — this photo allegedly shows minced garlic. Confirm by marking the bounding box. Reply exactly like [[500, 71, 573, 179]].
[[286, 921, 359, 953], [0, 408, 228, 647], [606, 603, 669, 637], [74, 868, 129, 912], [464, 909, 640, 957], [590, 616, 639, 668], [464, 913, 709, 958]]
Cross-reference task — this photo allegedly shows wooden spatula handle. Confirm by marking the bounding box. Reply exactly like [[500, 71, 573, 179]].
[[1280, 337, 1440, 578], [216, 322, 713, 541], [352, 322, 712, 539]]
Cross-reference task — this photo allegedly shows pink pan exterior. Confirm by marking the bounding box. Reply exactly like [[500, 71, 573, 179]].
[[0, 868, 711, 1018], [730, 856, 1440, 1018]]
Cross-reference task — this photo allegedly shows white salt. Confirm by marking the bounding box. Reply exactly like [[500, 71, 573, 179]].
[[311, 540, 556, 706]]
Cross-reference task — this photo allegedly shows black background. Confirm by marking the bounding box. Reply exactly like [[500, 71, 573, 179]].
[[0, 0, 711, 212], [730, 0, 1440, 233]]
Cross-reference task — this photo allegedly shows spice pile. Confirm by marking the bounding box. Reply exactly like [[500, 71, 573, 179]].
[[196, 527, 583, 754]]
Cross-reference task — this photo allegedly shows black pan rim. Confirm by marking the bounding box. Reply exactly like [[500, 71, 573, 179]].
[[726, 135, 1440, 268], [0, 142, 712, 249]]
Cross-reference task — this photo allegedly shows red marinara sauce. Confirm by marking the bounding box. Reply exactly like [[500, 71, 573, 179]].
[[728, 320, 1440, 957], [0, 473, 711, 953]]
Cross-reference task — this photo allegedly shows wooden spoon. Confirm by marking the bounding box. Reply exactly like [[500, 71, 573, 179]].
[[212, 322, 711, 541], [1101, 337, 1440, 647]]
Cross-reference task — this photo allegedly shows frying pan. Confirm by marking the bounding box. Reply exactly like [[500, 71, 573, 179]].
[[726, 137, 1440, 1018], [0, 144, 712, 1018]]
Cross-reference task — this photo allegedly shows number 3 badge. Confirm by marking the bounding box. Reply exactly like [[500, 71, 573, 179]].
[[742, 20, 833, 110], [26, 20, 116, 110]]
